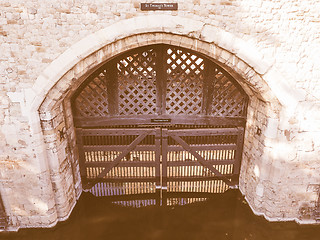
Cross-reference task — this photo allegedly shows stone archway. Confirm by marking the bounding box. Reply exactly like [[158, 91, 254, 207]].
[[26, 15, 301, 225], [72, 43, 250, 201]]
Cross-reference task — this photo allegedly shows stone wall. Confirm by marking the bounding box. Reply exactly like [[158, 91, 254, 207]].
[[0, 0, 319, 230]]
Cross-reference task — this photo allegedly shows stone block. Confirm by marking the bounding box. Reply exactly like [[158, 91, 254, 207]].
[[46, 150, 60, 171], [165, 15, 204, 37], [255, 184, 264, 199], [169, 34, 183, 47], [179, 36, 196, 50], [263, 118, 279, 139], [32, 74, 50, 95], [263, 67, 307, 108], [218, 49, 232, 64], [200, 24, 220, 43]]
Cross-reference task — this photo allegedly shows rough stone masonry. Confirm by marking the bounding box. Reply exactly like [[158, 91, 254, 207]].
[[0, 0, 319, 231]]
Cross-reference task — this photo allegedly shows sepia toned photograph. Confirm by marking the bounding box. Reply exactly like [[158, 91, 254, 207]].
[[0, 0, 320, 239]]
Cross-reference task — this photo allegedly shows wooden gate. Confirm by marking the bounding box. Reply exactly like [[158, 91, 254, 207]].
[[77, 128, 161, 193], [72, 44, 248, 205], [76, 126, 244, 204]]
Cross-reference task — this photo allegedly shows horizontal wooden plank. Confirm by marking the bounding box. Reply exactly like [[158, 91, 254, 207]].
[[79, 128, 155, 136], [166, 160, 235, 166], [83, 145, 156, 151], [74, 115, 246, 128], [85, 159, 234, 167], [85, 177, 157, 183], [168, 128, 239, 136], [167, 144, 237, 151], [165, 175, 233, 182], [83, 144, 236, 152], [85, 161, 156, 167]]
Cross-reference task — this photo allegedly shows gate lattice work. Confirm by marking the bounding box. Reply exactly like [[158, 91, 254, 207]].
[[165, 47, 204, 115], [72, 44, 248, 205], [73, 45, 247, 125], [117, 48, 158, 115]]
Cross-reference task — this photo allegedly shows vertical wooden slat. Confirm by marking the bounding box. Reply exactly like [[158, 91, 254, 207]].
[[234, 127, 244, 175], [161, 128, 168, 188], [203, 61, 216, 115], [76, 128, 87, 180], [155, 45, 166, 115], [155, 128, 161, 187]]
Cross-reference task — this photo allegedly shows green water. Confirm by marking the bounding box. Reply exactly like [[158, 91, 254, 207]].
[[1, 190, 320, 240]]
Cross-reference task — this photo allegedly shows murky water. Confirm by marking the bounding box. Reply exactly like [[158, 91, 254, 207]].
[[1, 190, 320, 240]]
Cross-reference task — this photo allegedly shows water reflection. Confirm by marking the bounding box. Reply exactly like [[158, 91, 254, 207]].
[[1, 190, 320, 240]]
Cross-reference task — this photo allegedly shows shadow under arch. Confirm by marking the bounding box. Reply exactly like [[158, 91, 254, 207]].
[[27, 15, 295, 225]]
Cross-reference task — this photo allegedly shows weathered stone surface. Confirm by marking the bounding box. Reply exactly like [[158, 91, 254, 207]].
[[0, 0, 320, 231]]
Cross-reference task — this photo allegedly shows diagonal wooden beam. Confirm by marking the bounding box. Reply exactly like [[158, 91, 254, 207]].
[[84, 130, 152, 189], [169, 133, 232, 186]]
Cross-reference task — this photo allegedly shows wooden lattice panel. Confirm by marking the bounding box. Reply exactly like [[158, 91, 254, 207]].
[[165, 47, 204, 115], [211, 69, 247, 117], [74, 69, 109, 117], [117, 48, 157, 115], [72, 44, 248, 123]]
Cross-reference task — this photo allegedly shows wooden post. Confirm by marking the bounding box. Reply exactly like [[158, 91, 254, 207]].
[[233, 127, 244, 185], [155, 45, 166, 115], [155, 128, 161, 187], [107, 60, 119, 115], [75, 128, 87, 184], [161, 128, 168, 189]]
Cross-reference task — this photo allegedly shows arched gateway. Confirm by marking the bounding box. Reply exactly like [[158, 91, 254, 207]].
[[30, 13, 285, 222], [72, 44, 248, 202]]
